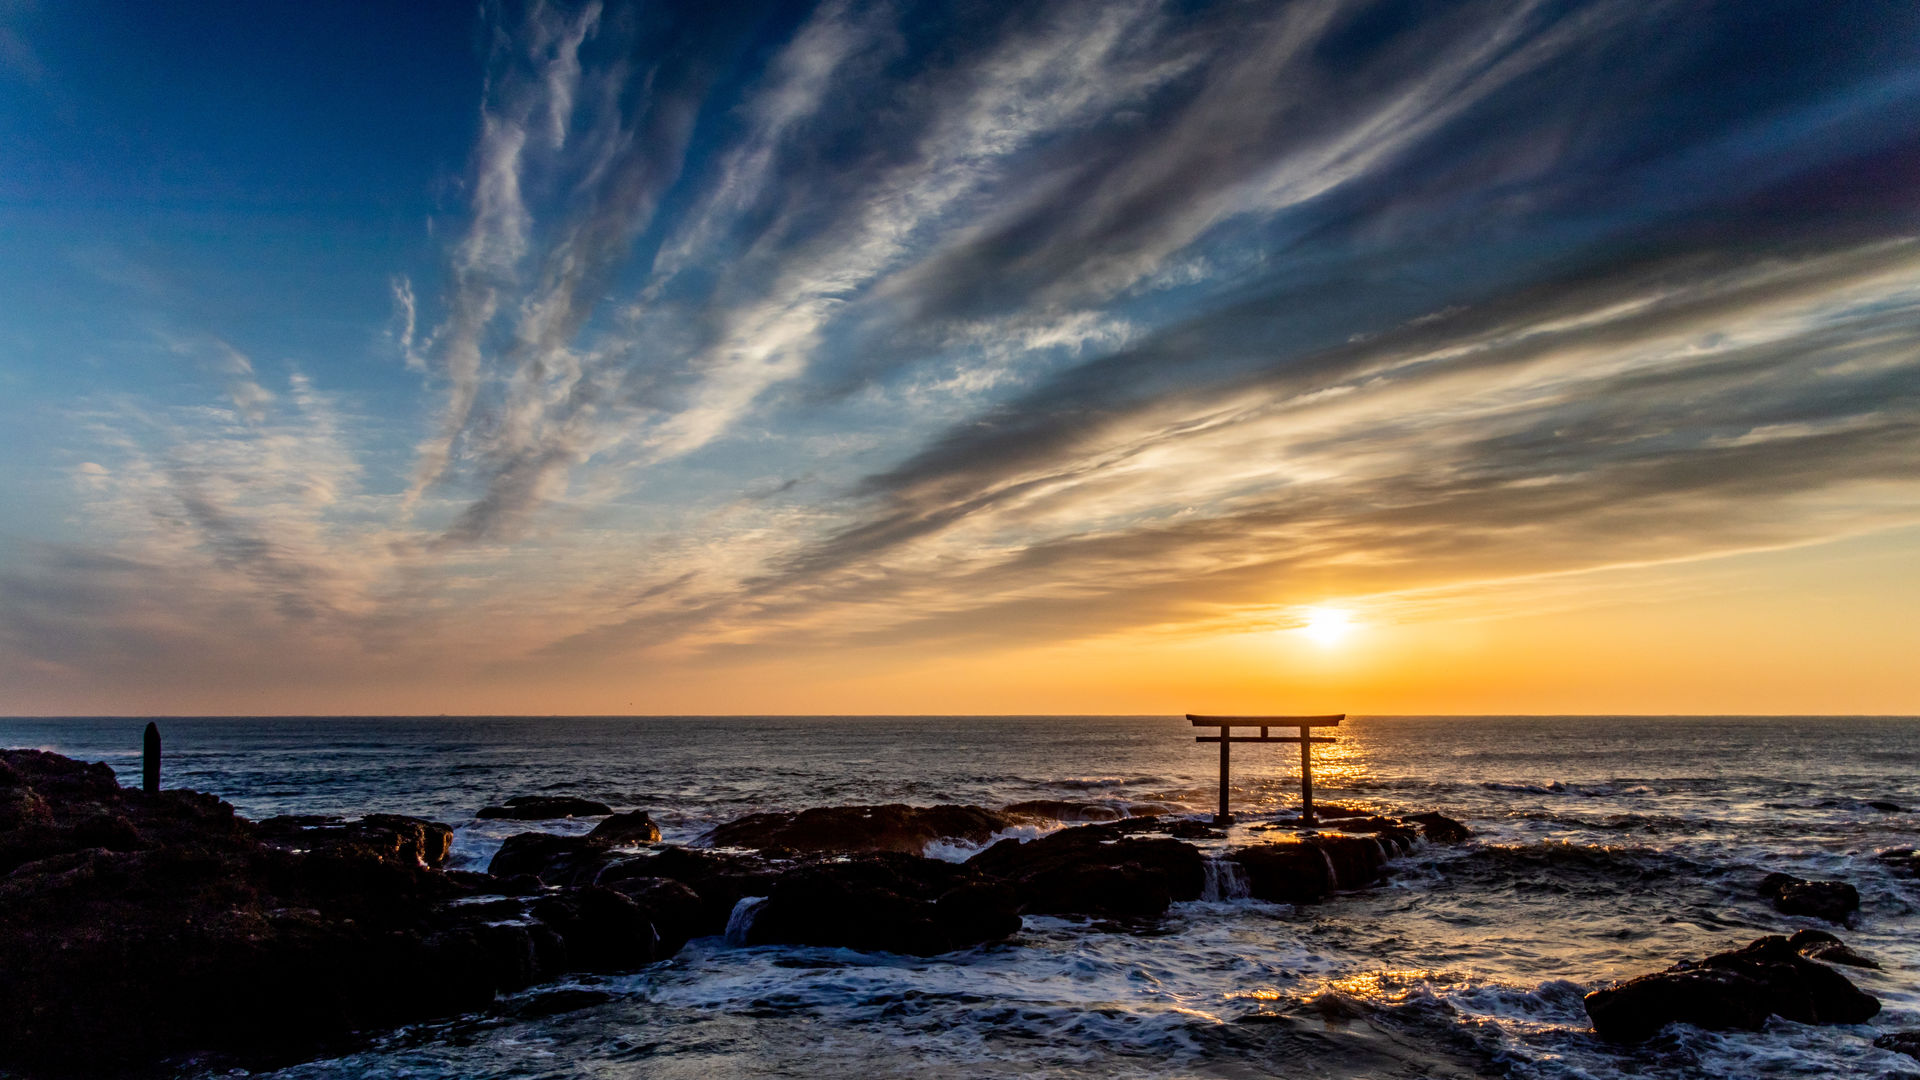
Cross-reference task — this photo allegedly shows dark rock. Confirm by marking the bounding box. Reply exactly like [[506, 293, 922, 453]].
[[529, 885, 663, 971], [1404, 812, 1473, 843], [609, 846, 785, 936], [257, 813, 454, 868], [604, 876, 706, 955], [1759, 872, 1859, 923], [967, 822, 1205, 918], [745, 853, 1018, 955], [1306, 802, 1372, 819], [1867, 800, 1905, 813], [1876, 848, 1920, 877], [1230, 833, 1403, 903], [0, 748, 673, 1076], [1330, 816, 1420, 851], [1584, 934, 1880, 1042], [476, 795, 613, 820], [707, 803, 1014, 854], [1788, 929, 1880, 969], [1231, 843, 1337, 903], [587, 809, 661, 845], [1876, 1031, 1920, 1060], [1164, 819, 1225, 839], [487, 831, 621, 884]]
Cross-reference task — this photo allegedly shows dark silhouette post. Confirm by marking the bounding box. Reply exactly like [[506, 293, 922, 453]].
[[142, 722, 161, 795], [1189, 714, 1343, 825], [1217, 728, 1231, 823]]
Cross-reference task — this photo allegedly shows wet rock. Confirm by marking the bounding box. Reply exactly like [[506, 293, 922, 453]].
[[607, 846, 786, 935], [1404, 812, 1472, 843], [529, 885, 663, 971], [1232, 843, 1337, 902], [1759, 872, 1859, 923], [1788, 929, 1879, 969], [487, 831, 632, 885], [1230, 834, 1404, 903], [587, 809, 662, 845], [257, 813, 454, 868], [0, 748, 679, 1076], [1875, 848, 1920, 877], [477, 795, 613, 820], [605, 876, 706, 955], [967, 821, 1205, 918], [1163, 819, 1226, 839], [744, 853, 1019, 955], [1306, 802, 1372, 819], [1584, 934, 1880, 1042], [707, 803, 1014, 854], [1330, 816, 1420, 850], [1876, 1031, 1920, 1061], [1867, 800, 1905, 813]]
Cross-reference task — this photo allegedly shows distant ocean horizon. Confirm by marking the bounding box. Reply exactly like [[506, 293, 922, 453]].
[[6, 714, 1917, 1077]]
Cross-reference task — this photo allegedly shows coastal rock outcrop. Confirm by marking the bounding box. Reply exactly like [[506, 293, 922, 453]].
[[1876, 1032, 1920, 1061], [0, 750, 677, 1077], [1876, 848, 1920, 877], [1583, 934, 1880, 1042], [967, 821, 1205, 917], [0, 748, 1469, 1076], [1404, 812, 1472, 843], [476, 794, 614, 820], [706, 803, 1014, 854], [256, 812, 454, 868], [1787, 928, 1878, 969], [1759, 872, 1859, 923], [743, 852, 1021, 955], [1229, 831, 1412, 903], [588, 809, 662, 844]]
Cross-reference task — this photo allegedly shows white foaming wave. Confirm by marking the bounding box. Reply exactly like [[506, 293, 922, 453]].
[[617, 911, 1335, 1071], [1052, 776, 1156, 790], [1427, 975, 1914, 1079], [924, 823, 1054, 862]]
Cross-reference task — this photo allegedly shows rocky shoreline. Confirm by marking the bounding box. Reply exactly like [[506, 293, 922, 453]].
[[1, 746, 1904, 1076], [0, 749, 1454, 1075]]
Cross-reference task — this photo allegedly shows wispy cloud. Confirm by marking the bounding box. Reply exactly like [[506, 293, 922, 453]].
[[6, 0, 1919, 709]]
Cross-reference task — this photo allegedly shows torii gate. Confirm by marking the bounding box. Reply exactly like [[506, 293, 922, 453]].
[[1190, 714, 1343, 825]]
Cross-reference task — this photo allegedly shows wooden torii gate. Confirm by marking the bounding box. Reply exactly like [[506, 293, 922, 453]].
[[1190, 714, 1343, 825]]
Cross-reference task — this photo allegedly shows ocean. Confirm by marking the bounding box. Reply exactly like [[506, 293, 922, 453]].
[[5, 715, 1917, 1078]]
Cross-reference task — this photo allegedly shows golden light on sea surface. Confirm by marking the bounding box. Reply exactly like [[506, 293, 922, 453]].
[[1299, 607, 1355, 646]]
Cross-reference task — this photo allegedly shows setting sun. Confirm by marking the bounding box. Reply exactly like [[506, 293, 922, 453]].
[[1300, 607, 1355, 646]]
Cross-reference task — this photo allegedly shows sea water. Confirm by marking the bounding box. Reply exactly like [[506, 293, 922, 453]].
[[5, 715, 1918, 1078]]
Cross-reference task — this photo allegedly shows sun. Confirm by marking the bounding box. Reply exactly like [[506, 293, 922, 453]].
[[1299, 606, 1354, 646]]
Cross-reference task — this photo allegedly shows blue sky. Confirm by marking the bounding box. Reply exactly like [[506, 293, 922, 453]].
[[3, 0, 1918, 714]]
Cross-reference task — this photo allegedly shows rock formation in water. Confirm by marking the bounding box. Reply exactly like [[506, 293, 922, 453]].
[[0, 751, 686, 1076], [1, 751, 1444, 1077], [1877, 1031, 1920, 1061], [1758, 871, 1860, 923], [1583, 934, 1880, 1042]]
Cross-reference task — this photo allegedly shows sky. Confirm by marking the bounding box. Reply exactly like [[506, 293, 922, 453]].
[[1, 0, 1917, 716]]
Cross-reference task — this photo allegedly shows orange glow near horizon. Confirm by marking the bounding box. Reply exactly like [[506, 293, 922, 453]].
[[3, 523, 1918, 718]]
